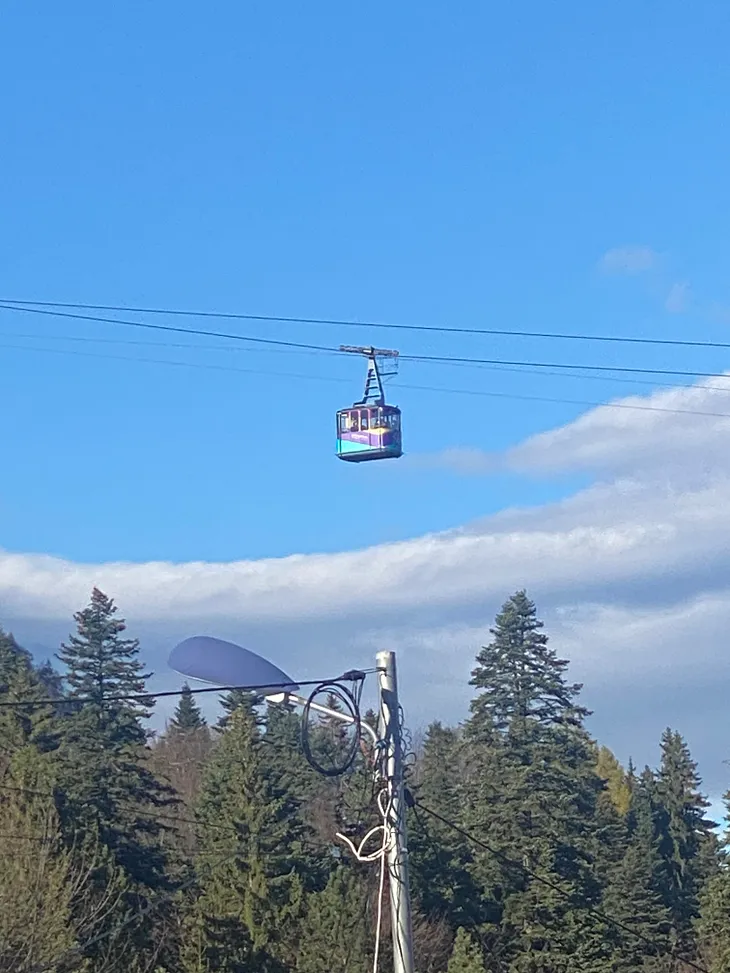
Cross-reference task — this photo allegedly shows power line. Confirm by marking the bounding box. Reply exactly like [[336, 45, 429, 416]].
[[0, 781, 246, 840], [0, 832, 56, 842], [0, 783, 50, 798], [0, 302, 340, 355], [0, 676, 345, 709], [413, 799, 709, 973], [406, 351, 730, 381], [2, 328, 730, 422], [7, 321, 730, 395], [5, 297, 730, 352], [442, 359, 730, 396], [0, 338, 348, 386], [2, 301, 730, 382], [8, 324, 730, 398], [398, 382, 730, 419], [0, 328, 332, 358]]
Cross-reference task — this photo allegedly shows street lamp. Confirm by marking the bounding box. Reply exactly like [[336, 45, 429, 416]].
[[168, 636, 415, 973]]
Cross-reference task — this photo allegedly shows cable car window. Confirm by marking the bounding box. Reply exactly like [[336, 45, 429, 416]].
[[350, 412, 359, 432], [361, 411, 369, 430]]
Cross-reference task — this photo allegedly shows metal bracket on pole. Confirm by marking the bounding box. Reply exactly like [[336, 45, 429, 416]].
[[377, 651, 416, 973], [265, 691, 380, 747]]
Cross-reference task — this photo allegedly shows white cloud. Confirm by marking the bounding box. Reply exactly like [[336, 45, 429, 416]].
[[425, 375, 730, 483], [598, 245, 658, 275], [3, 375, 730, 794]]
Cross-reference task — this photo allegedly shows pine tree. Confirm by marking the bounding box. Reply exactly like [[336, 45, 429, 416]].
[[264, 702, 332, 848], [0, 628, 60, 787], [595, 746, 632, 816], [55, 588, 175, 969], [447, 927, 484, 973], [697, 861, 730, 972], [170, 682, 206, 732], [296, 864, 372, 973], [697, 786, 730, 972], [463, 591, 606, 970], [191, 703, 310, 971], [152, 687, 213, 855], [602, 769, 672, 970], [217, 687, 264, 729], [655, 729, 717, 956], [264, 701, 317, 800], [409, 722, 482, 930], [56, 588, 172, 878], [469, 590, 587, 741]]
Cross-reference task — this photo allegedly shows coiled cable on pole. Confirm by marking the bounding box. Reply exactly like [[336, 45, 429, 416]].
[[300, 679, 363, 777]]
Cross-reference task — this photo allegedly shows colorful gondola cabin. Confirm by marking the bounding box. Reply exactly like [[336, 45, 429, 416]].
[[336, 346, 403, 462]]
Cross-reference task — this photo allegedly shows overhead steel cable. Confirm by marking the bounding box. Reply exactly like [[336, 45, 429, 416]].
[[0, 342, 730, 419], [4, 296, 730, 352], [1, 301, 730, 381], [395, 383, 730, 419], [0, 303, 730, 419], [0, 302, 341, 354], [1, 336, 729, 420], [6, 326, 730, 396], [403, 351, 730, 381]]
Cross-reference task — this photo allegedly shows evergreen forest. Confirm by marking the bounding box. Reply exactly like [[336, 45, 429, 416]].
[[1, 586, 729, 973]]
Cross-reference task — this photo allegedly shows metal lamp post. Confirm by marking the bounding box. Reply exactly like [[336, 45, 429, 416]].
[[168, 636, 415, 973]]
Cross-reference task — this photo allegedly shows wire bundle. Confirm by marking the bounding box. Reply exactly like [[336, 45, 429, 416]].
[[300, 678, 364, 778]]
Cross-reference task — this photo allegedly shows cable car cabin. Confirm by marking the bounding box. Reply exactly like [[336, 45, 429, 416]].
[[336, 405, 403, 462]]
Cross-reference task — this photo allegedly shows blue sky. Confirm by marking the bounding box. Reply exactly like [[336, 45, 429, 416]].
[[1, 2, 730, 808], [1, 0, 730, 561]]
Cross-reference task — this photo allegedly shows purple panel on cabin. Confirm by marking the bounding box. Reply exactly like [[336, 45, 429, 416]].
[[339, 429, 405, 448], [341, 431, 374, 445]]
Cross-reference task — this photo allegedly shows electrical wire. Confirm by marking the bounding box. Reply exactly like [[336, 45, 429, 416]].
[[0, 302, 340, 354], [301, 680, 363, 778], [0, 328, 337, 358], [1, 331, 730, 421], [5, 297, 730, 352], [0, 832, 57, 842], [373, 835, 387, 973], [301, 673, 365, 777], [412, 799, 710, 973], [405, 351, 730, 381], [0, 338, 349, 385], [0, 780, 261, 843], [446, 359, 730, 396], [0, 783, 50, 798], [3, 300, 730, 382], [9, 322, 730, 397], [336, 787, 393, 973], [396, 382, 730, 419], [0, 676, 350, 709]]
